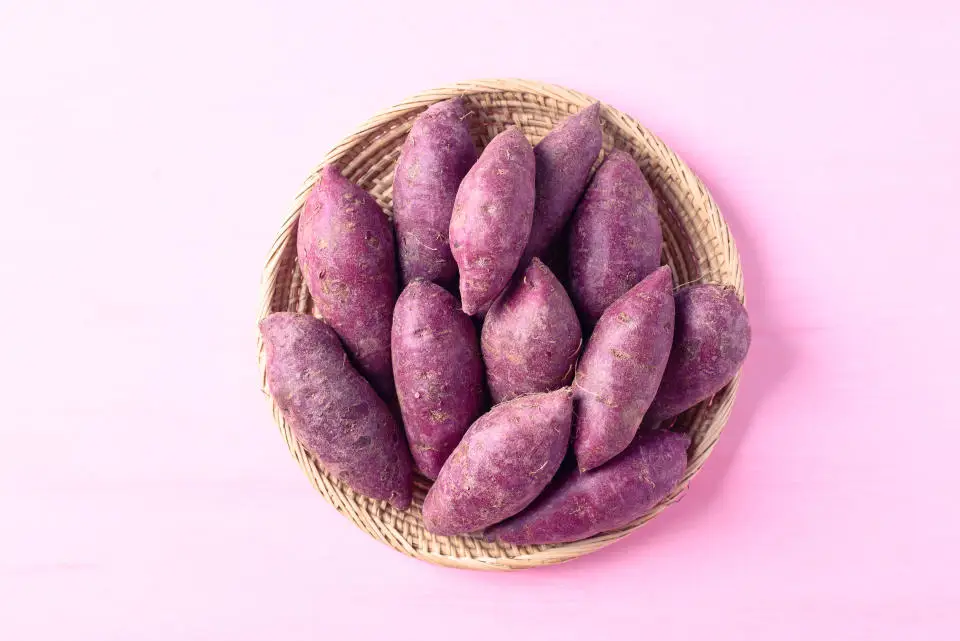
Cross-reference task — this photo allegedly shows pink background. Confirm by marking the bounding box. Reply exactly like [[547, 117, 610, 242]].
[[2, 1, 959, 639]]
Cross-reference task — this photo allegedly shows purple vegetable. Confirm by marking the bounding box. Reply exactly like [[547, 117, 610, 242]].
[[449, 127, 535, 316], [522, 103, 603, 263], [573, 266, 675, 471], [296, 165, 398, 400], [422, 388, 573, 536], [647, 284, 751, 421], [391, 279, 485, 479], [260, 312, 413, 509], [488, 428, 689, 545], [569, 150, 662, 327], [393, 98, 478, 288], [481, 258, 582, 404]]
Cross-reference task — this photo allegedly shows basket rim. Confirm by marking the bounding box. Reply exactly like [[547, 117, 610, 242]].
[[257, 78, 744, 571]]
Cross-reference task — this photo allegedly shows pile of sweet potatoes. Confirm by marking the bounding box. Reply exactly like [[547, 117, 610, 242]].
[[260, 97, 751, 546]]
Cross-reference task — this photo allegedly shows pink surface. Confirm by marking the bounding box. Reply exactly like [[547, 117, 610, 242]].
[[2, 2, 959, 639]]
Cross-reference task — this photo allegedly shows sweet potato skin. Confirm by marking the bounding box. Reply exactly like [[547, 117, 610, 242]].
[[422, 388, 573, 536], [449, 127, 535, 316], [260, 312, 412, 509], [481, 258, 581, 404], [391, 279, 485, 479], [522, 103, 603, 263], [296, 165, 398, 400], [487, 428, 689, 545], [393, 98, 478, 287], [647, 284, 751, 421], [573, 266, 675, 471], [569, 150, 663, 327]]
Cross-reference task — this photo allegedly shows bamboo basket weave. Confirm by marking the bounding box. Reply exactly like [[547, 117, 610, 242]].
[[257, 79, 744, 570]]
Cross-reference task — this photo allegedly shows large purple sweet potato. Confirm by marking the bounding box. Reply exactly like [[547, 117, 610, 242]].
[[393, 98, 478, 288], [569, 150, 663, 327], [449, 127, 535, 316], [488, 429, 689, 545], [573, 266, 675, 471], [297, 166, 398, 400], [646, 284, 751, 421], [391, 279, 485, 479], [260, 312, 413, 509], [481, 258, 581, 404], [422, 388, 573, 536], [521, 103, 603, 263]]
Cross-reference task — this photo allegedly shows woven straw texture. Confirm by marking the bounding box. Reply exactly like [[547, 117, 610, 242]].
[[257, 79, 744, 570]]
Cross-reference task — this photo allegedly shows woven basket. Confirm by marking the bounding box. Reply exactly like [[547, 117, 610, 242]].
[[257, 79, 744, 570]]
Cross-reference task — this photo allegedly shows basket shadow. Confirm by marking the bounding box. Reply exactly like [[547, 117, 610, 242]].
[[538, 162, 797, 574]]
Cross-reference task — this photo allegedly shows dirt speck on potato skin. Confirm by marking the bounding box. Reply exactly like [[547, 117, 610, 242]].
[[573, 265, 675, 472], [522, 103, 603, 263], [422, 388, 573, 536], [449, 127, 535, 316], [646, 284, 751, 422], [482, 258, 582, 404], [487, 428, 689, 545], [394, 98, 478, 288], [297, 166, 398, 401], [260, 312, 413, 509], [392, 279, 486, 480], [569, 150, 663, 327]]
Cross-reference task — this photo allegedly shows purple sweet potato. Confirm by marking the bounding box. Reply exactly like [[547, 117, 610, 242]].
[[646, 284, 751, 422], [449, 127, 535, 316], [393, 98, 478, 287], [573, 266, 675, 471], [422, 388, 573, 536], [481, 258, 582, 404], [488, 428, 689, 545], [391, 279, 485, 479], [569, 150, 663, 327], [297, 166, 398, 400], [260, 312, 413, 509], [521, 103, 603, 263]]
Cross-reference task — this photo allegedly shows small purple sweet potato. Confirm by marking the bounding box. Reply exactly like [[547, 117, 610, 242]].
[[646, 284, 751, 422], [521, 103, 603, 263], [260, 312, 413, 509], [449, 127, 535, 316], [481, 258, 582, 404], [488, 428, 689, 545], [393, 98, 478, 288], [573, 266, 675, 471], [391, 279, 485, 479], [422, 388, 573, 536], [569, 150, 663, 327], [297, 166, 398, 400]]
